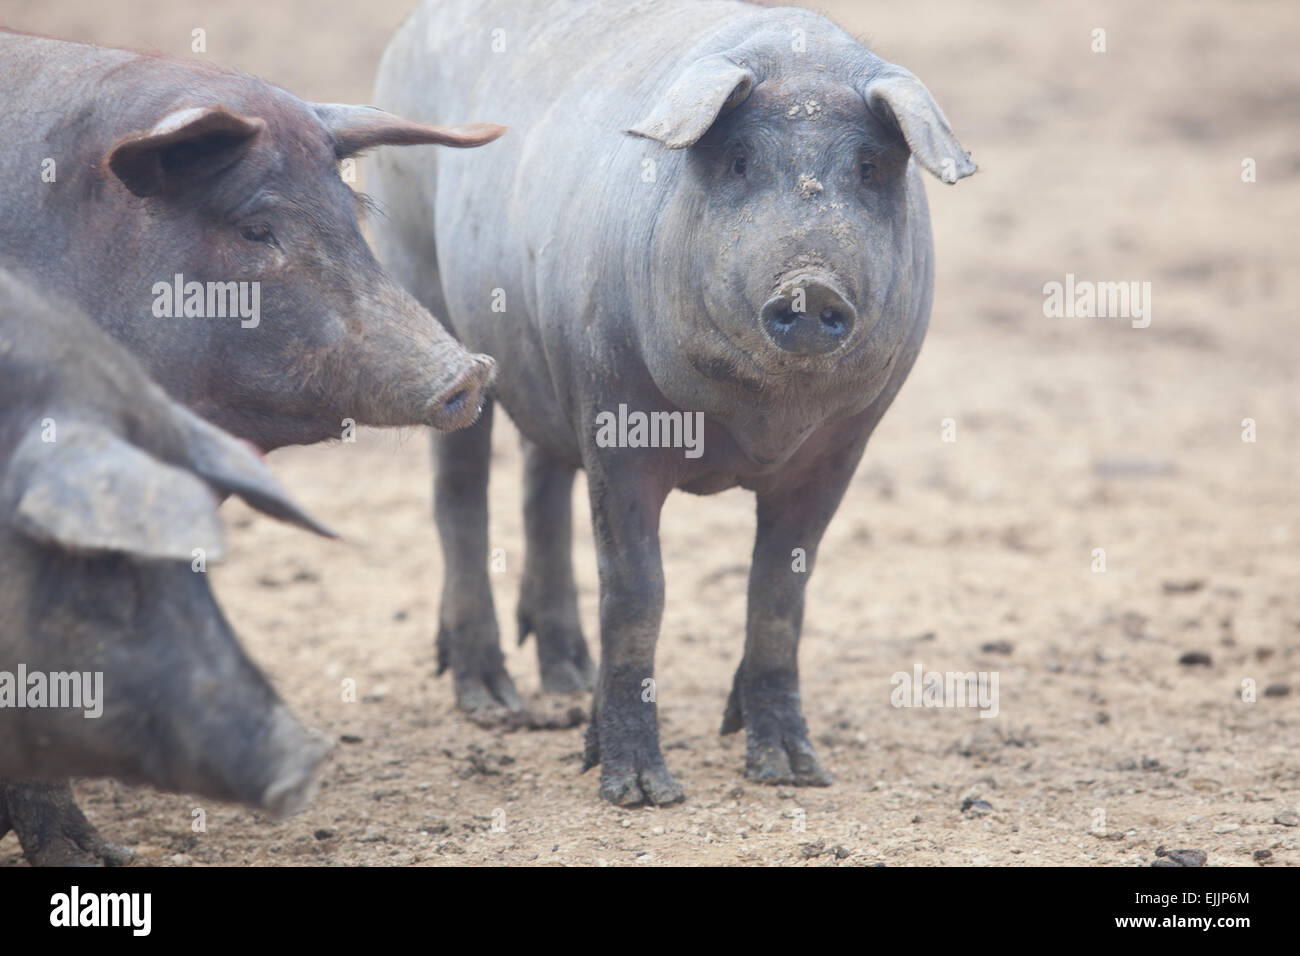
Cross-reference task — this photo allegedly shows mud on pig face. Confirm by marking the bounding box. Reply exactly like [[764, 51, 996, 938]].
[[630, 29, 974, 377]]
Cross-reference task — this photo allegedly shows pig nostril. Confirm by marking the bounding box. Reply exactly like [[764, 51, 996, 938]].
[[429, 364, 488, 430], [442, 389, 469, 413], [761, 283, 856, 355]]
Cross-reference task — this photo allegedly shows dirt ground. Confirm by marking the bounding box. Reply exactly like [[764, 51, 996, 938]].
[[1, 0, 1296, 867]]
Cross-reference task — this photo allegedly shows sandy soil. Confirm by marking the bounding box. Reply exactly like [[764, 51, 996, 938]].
[[1, 0, 1296, 866]]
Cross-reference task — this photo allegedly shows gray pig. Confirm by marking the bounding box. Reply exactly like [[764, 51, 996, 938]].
[[0, 29, 504, 447], [0, 28, 504, 863], [372, 0, 975, 805], [0, 269, 335, 865]]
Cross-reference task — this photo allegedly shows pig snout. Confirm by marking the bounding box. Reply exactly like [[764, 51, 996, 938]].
[[759, 277, 857, 356], [427, 352, 496, 430], [256, 705, 334, 818]]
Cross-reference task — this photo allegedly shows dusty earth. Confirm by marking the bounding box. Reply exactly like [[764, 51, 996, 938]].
[[1, 0, 1296, 867]]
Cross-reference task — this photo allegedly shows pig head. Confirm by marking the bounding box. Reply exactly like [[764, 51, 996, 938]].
[[0, 268, 334, 848], [0, 31, 504, 450]]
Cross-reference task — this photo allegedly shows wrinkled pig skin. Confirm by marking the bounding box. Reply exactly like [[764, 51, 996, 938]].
[[0, 269, 334, 865], [0, 29, 504, 450], [371, 0, 974, 804]]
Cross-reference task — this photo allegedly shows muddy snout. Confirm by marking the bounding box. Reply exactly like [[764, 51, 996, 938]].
[[428, 353, 496, 430], [760, 277, 857, 355]]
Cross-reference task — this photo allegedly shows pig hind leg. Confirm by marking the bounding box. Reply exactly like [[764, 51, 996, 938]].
[[0, 779, 132, 866], [516, 440, 595, 693], [433, 400, 524, 719]]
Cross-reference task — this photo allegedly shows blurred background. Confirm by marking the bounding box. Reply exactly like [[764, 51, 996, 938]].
[[1, 0, 1296, 866]]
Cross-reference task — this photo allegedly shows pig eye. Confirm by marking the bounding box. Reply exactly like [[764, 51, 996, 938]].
[[859, 161, 877, 184], [731, 155, 748, 176], [240, 223, 276, 245]]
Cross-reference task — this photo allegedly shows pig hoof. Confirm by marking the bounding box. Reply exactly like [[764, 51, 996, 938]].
[[722, 673, 832, 786], [539, 655, 597, 695], [517, 612, 596, 695], [745, 740, 833, 788], [437, 624, 525, 718], [1, 781, 135, 867], [455, 675, 525, 725], [582, 725, 685, 805], [598, 763, 686, 807]]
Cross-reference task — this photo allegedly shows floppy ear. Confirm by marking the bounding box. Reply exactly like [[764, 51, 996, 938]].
[[105, 106, 265, 198], [312, 104, 506, 159], [4, 424, 225, 562], [171, 404, 337, 540], [860, 68, 976, 184], [628, 54, 756, 149]]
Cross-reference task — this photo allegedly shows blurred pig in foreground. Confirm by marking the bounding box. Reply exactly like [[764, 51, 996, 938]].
[[0, 269, 333, 865]]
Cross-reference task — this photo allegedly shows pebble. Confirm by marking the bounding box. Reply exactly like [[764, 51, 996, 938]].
[[1151, 846, 1206, 867]]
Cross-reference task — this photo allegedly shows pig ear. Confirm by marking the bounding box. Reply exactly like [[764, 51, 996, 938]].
[[106, 106, 265, 198], [170, 404, 338, 540], [4, 425, 225, 562], [312, 104, 506, 159], [627, 54, 756, 149], [860, 68, 976, 184]]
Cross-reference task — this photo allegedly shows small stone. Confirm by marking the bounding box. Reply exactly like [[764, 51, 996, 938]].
[[1162, 580, 1205, 594], [1263, 684, 1291, 697], [313, 828, 335, 841], [980, 640, 1013, 655], [961, 797, 993, 816], [1151, 845, 1206, 867], [1178, 652, 1212, 667], [1274, 810, 1299, 827], [1253, 849, 1272, 862]]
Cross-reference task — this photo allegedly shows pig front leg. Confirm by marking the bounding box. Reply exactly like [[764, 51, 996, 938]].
[[721, 437, 868, 786], [432, 400, 524, 720], [0, 779, 132, 867], [580, 462, 684, 806], [516, 440, 596, 693]]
